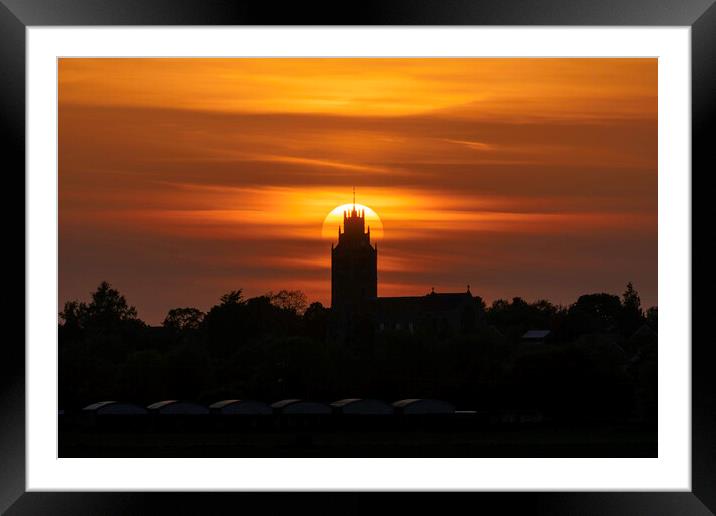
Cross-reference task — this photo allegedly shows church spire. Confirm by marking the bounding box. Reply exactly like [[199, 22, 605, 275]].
[[352, 186, 357, 217]]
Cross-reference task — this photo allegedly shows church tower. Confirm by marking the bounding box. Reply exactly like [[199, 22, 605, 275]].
[[331, 195, 377, 318]]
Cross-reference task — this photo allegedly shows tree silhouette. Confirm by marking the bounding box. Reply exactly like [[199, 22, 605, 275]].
[[646, 306, 658, 331], [566, 293, 622, 337], [267, 289, 308, 314], [163, 307, 204, 332], [620, 282, 646, 336], [60, 281, 141, 332], [622, 282, 643, 315], [59, 300, 86, 328], [486, 297, 562, 341], [59, 281, 144, 406], [203, 289, 248, 358], [88, 281, 138, 321], [220, 289, 244, 306], [302, 301, 329, 342]]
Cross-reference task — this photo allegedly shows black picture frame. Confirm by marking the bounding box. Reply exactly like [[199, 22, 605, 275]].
[[2, 0, 713, 513]]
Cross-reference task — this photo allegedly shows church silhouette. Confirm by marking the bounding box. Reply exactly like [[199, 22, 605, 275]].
[[330, 197, 477, 343]]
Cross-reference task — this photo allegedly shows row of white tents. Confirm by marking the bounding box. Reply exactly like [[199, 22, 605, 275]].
[[80, 398, 456, 416]]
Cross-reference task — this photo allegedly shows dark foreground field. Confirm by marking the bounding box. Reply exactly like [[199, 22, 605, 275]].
[[60, 423, 656, 458]]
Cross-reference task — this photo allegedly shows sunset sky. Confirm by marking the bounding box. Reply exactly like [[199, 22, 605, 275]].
[[59, 58, 657, 324]]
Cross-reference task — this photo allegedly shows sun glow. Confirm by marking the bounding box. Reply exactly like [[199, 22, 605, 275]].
[[322, 203, 384, 241]]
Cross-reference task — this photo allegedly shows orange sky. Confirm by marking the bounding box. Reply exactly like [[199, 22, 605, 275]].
[[59, 58, 657, 324]]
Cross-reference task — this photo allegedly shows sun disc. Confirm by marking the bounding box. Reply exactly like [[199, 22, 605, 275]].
[[321, 203, 384, 241]]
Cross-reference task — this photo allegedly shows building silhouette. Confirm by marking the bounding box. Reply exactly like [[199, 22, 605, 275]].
[[331, 205, 378, 314], [330, 195, 477, 342]]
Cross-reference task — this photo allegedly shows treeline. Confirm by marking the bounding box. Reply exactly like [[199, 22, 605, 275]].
[[59, 282, 657, 423]]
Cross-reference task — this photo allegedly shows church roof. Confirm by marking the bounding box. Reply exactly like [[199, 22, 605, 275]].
[[147, 400, 209, 414], [270, 399, 302, 409], [377, 291, 472, 316], [209, 399, 272, 415], [330, 399, 393, 415], [393, 399, 456, 415], [83, 401, 148, 415], [271, 399, 332, 414], [522, 330, 551, 340]]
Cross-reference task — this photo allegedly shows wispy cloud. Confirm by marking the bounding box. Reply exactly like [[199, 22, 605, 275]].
[[59, 58, 657, 323]]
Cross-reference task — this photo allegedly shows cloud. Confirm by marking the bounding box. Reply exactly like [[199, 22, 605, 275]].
[[58, 59, 658, 323]]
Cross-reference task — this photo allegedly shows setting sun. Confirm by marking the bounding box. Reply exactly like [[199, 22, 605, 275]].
[[322, 203, 384, 241]]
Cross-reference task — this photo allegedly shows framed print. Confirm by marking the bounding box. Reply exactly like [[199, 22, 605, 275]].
[[2, 0, 714, 514]]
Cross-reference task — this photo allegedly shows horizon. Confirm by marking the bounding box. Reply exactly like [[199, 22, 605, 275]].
[[59, 58, 657, 325], [62, 278, 655, 328]]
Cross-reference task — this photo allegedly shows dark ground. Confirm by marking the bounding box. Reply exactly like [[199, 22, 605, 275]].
[[59, 421, 657, 458]]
